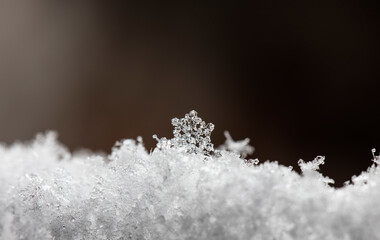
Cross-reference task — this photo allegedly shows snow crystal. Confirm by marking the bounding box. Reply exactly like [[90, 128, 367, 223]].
[[154, 110, 216, 156], [218, 131, 254, 158], [298, 156, 335, 185], [372, 148, 380, 165], [1, 111, 380, 240]]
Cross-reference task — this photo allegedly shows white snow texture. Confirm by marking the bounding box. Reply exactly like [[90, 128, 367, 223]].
[[0, 111, 379, 240]]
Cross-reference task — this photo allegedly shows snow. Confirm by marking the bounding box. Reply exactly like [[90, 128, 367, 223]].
[[1, 111, 380, 240], [154, 110, 216, 156], [218, 131, 254, 158]]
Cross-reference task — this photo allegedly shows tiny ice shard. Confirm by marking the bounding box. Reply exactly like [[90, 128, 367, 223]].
[[372, 148, 379, 164], [245, 158, 259, 166], [218, 131, 254, 158], [153, 110, 216, 156], [298, 155, 325, 172]]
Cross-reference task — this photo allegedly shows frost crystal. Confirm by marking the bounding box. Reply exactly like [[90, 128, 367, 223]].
[[219, 131, 254, 158], [372, 148, 380, 164], [298, 156, 334, 185], [154, 110, 216, 156]]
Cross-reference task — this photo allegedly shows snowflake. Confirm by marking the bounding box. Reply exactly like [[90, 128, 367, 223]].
[[153, 110, 216, 156], [218, 131, 254, 158]]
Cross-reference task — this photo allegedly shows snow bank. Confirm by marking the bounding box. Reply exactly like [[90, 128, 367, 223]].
[[0, 111, 379, 240]]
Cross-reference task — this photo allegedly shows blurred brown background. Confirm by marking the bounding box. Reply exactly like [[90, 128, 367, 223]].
[[0, 1, 379, 186]]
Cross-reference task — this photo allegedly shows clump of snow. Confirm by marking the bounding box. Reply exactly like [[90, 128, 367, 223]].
[[1, 110, 380, 240]]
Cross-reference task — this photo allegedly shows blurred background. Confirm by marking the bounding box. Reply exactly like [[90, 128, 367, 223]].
[[0, 1, 379, 186]]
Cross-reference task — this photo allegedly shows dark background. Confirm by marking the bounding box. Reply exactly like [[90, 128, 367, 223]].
[[0, 1, 379, 186]]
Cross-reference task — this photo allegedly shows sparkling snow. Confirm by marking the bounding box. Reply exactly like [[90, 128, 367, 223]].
[[0, 111, 379, 240]]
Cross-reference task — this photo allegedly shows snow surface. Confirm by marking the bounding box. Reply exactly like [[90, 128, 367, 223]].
[[1, 111, 380, 240]]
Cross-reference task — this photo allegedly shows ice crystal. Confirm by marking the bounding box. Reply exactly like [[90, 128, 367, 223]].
[[218, 131, 254, 158], [154, 110, 216, 156], [372, 148, 380, 165], [244, 158, 259, 166], [298, 156, 335, 185]]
